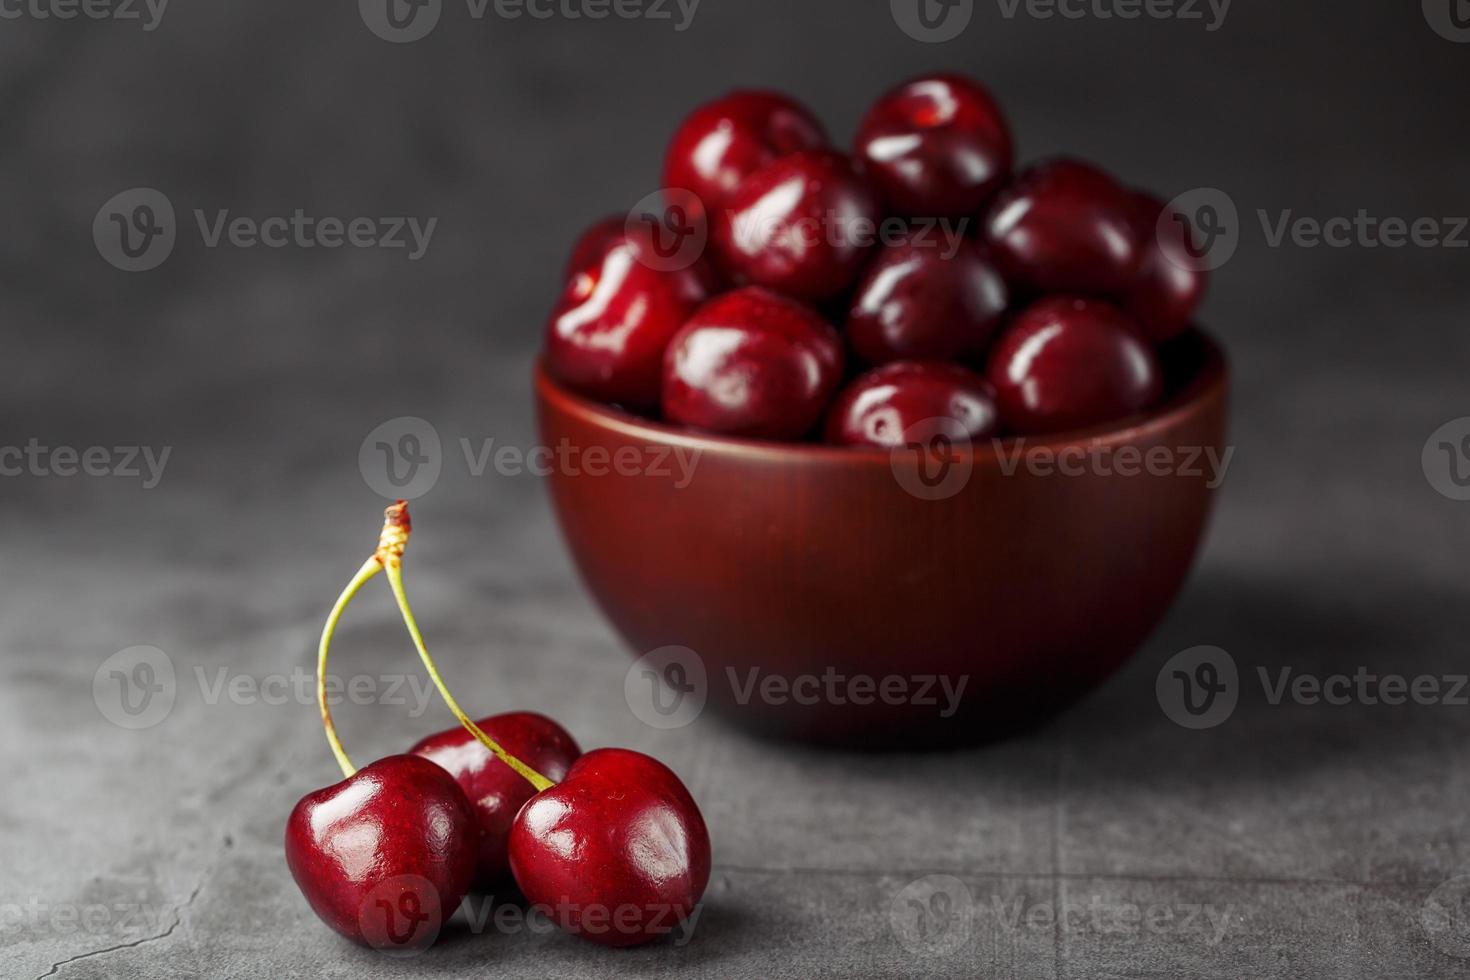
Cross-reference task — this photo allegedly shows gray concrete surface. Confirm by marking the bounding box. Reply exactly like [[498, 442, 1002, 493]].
[[2, 1, 1469, 977]]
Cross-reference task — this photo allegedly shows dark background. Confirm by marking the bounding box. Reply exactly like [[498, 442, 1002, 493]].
[[3, 1, 1469, 977]]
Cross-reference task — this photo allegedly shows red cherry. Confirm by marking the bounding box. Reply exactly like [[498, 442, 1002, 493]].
[[854, 73, 1013, 218], [845, 238, 1008, 366], [986, 297, 1162, 434], [825, 361, 1000, 448], [663, 90, 828, 212], [509, 748, 711, 948], [1121, 192, 1208, 342], [285, 755, 477, 951], [544, 217, 714, 408], [410, 712, 581, 887], [983, 158, 1141, 295], [662, 286, 844, 440], [712, 150, 882, 303]]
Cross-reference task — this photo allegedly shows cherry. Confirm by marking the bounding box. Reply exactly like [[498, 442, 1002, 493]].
[[662, 286, 844, 440], [985, 296, 1162, 435], [854, 73, 1013, 219], [544, 217, 715, 408], [845, 238, 1008, 366], [663, 90, 828, 214], [410, 712, 581, 887], [509, 748, 711, 948], [826, 361, 1000, 448], [1121, 192, 1208, 342], [285, 755, 478, 950], [711, 149, 882, 303], [983, 158, 1141, 296]]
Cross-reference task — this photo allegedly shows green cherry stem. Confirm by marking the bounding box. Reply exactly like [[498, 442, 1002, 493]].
[[316, 556, 383, 779], [378, 502, 555, 794]]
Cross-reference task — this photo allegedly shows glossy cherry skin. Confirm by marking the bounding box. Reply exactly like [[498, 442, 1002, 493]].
[[712, 150, 883, 303], [983, 158, 1141, 296], [1121, 192, 1208, 342], [985, 297, 1162, 435], [845, 238, 1008, 366], [825, 361, 1000, 448], [663, 90, 828, 213], [544, 217, 715, 409], [854, 73, 1013, 219], [410, 712, 581, 887], [285, 755, 477, 950], [509, 748, 711, 947], [663, 286, 844, 440]]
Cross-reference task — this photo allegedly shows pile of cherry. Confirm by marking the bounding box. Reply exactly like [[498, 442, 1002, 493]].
[[545, 74, 1207, 443], [285, 503, 710, 951]]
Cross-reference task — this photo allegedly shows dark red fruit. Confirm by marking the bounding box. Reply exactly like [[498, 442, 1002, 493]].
[[845, 238, 1008, 366], [509, 748, 711, 948], [663, 91, 828, 213], [285, 755, 477, 951], [986, 296, 1162, 434], [663, 286, 843, 440], [410, 712, 581, 887], [712, 150, 882, 303], [825, 361, 1000, 448], [854, 73, 1013, 219], [984, 158, 1141, 295], [1122, 192, 1208, 342], [545, 217, 714, 408]]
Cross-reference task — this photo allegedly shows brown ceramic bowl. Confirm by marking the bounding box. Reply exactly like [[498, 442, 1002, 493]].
[[535, 329, 1229, 748]]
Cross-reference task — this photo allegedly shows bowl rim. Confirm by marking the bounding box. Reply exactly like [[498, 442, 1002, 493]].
[[535, 327, 1229, 463]]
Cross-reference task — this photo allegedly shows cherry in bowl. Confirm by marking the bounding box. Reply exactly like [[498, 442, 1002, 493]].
[[663, 90, 828, 214], [983, 158, 1141, 296], [825, 361, 1000, 449], [855, 73, 1013, 219], [544, 217, 715, 409], [985, 296, 1162, 435], [845, 238, 1008, 366], [663, 286, 844, 440], [711, 149, 882, 303], [1122, 191, 1209, 342]]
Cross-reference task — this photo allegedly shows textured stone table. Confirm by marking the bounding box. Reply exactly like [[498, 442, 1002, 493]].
[[2, 0, 1468, 976]]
